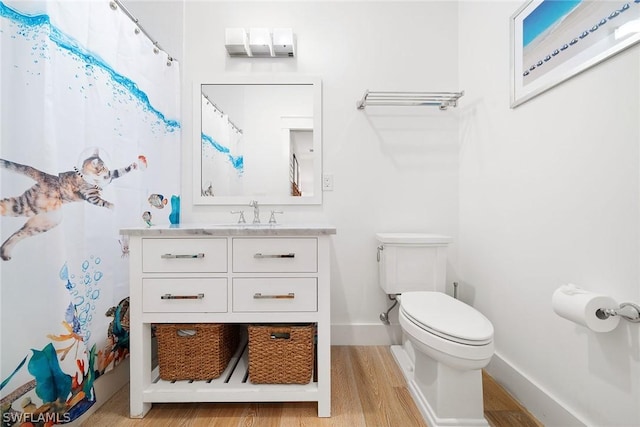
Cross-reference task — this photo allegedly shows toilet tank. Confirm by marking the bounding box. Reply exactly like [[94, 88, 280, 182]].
[[376, 233, 452, 295]]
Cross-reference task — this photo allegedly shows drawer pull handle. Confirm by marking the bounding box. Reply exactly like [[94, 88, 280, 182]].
[[161, 293, 205, 300], [161, 253, 205, 259], [253, 252, 295, 259], [253, 292, 295, 299]]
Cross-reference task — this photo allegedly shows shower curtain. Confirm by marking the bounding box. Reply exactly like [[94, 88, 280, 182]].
[[0, 0, 180, 423], [201, 95, 243, 197]]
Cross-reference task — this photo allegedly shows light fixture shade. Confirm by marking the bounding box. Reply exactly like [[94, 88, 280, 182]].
[[249, 28, 273, 57], [225, 28, 250, 56], [272, 28, 295, 57], [226, 28, 295, 58]]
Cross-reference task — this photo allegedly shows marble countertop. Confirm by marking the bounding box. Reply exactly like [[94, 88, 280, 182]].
[[120, 223, 337, 236]]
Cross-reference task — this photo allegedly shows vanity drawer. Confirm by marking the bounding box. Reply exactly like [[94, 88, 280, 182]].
[[143, 278, 228, 313], [232, 238, 317, 273], [142, 238, 227, 273], [232, 278, 317, 312]]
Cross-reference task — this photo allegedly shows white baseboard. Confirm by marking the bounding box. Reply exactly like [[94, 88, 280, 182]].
[[486, 352, 586, 427], [331, 322, 402, 345], [71, 359, 130, 425]]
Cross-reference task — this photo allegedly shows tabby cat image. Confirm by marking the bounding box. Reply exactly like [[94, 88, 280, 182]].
[[0, 149, 142, 260]]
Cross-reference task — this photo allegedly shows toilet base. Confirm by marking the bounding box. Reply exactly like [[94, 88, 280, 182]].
[[391, 344, 489, 427]]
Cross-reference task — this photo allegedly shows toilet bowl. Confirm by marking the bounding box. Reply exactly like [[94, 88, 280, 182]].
[[400, 291, 494, 370], [376, 233, 494, 427]]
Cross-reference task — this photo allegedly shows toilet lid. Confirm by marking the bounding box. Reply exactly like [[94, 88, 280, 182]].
[[401, 292, 493, 345]]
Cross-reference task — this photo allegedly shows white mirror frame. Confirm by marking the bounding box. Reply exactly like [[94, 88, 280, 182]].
[[193, 75, 322, 206]]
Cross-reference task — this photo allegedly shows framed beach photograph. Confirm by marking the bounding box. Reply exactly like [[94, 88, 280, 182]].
[[511, 0, 640, 108]]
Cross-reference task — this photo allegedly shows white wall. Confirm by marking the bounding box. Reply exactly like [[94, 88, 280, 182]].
[[180, 1, 461, 343], [121, 1, 640, 425], [458, 2, 640, 426]]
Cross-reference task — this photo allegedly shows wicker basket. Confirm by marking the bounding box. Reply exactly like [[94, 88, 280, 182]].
[[247, 324, 315, 384], [155, 323, 238, 381]]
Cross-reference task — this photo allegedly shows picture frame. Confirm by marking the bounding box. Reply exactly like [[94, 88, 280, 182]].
[[510, 0, 640, 108]]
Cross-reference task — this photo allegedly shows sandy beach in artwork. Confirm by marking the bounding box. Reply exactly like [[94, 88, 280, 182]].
[[522, 2, 640, 84]]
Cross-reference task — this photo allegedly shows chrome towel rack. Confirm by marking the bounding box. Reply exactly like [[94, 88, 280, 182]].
[[357, 90, 464, 110]]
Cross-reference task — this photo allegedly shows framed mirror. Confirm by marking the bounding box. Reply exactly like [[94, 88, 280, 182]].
[[193, 75, 322, 205]]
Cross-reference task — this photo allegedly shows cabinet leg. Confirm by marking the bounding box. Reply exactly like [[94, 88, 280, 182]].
[[130, 401, 151, 418], [318, 399, 331, 417], [129, 322, 152, 418]]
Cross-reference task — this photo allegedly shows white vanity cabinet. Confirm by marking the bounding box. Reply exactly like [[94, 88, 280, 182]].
[[120, 225, 335, 419]]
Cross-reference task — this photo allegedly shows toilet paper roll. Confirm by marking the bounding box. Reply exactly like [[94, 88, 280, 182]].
[[552, 284, 620, 333]]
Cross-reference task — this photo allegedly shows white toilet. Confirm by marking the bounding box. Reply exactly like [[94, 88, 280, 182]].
[[376, 233, 494, 427]]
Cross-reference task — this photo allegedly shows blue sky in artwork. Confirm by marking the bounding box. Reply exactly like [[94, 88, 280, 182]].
[[523, 0, 582, 47]]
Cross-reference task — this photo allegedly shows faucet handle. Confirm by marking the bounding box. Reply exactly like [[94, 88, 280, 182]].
[[269, 210, 283, 224], [230, 210, 246, 224]]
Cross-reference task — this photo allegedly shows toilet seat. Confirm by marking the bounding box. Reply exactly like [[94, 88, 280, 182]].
[[400, 291, 493, 346]]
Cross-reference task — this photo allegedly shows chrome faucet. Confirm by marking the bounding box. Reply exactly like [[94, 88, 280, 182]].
[[249, 200, 260, 224]]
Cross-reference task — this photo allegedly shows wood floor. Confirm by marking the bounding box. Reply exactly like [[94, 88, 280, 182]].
[[83, 346, 541, 427]]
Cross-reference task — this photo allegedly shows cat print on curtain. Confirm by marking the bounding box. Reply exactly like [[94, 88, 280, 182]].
[[0, 150, 146, 261], [0, 0, 180, 423]]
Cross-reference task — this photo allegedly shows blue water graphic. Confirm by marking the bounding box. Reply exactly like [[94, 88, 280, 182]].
[[523, 0, 582, 47], [0, 1, 180, 132], [202, 133, 244, 172]]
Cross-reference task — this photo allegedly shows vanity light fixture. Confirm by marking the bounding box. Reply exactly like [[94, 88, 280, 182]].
[[272, 28, 295, 57], [249, 28, 273, 57], [225, 28, 250, 57], [225, 27, 295, 58]]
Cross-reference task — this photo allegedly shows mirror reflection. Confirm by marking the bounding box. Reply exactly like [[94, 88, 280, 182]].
[[196, 79, 321, 205]]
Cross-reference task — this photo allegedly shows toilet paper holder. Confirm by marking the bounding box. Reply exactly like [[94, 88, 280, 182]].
[[596, 302, 640, 323]]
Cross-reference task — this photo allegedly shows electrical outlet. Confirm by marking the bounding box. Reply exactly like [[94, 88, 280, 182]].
[[322, 174, 334, 191]]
